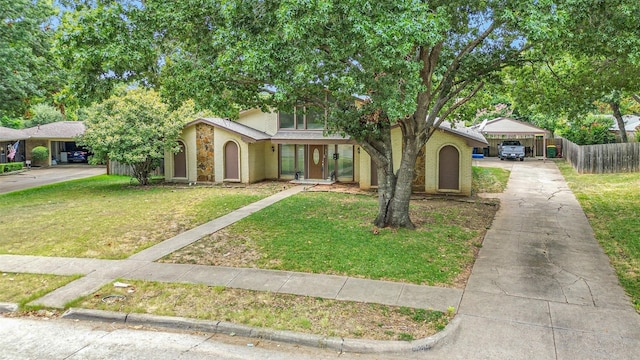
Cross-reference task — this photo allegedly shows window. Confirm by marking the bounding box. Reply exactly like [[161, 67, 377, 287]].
[[280, 144, 295, 176], [305, 107, 325, 129], [279, 105, 326, 130], [337, 145, 353, 178], [279, 112, 295, 128]]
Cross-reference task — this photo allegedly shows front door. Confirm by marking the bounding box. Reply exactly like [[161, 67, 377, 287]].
[[308, 145, 324, 179], [439, 145, 459, 190]]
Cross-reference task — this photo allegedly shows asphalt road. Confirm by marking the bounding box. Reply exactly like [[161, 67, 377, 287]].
[[0, 166, 106, 194]]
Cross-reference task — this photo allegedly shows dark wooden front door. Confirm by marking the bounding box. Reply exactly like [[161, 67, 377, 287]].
[[439, 145, 459, 190], [308, 145, 324, 179], [224, 141, 239, 180], [173, 141, 186, 178]]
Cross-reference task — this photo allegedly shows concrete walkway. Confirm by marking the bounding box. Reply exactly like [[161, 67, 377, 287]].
[[427, 159, 640, 359], [2, 159, 640, 358]]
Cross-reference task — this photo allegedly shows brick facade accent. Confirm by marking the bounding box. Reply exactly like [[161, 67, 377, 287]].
[[196, 123, 215, 182]]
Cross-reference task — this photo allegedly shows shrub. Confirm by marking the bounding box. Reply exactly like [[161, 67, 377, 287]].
[[31, 146, 49, 162], [0, 163, 23, 173]]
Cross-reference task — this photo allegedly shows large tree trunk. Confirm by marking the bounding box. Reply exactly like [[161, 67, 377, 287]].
[[365, 118, 422, 229], [610, 101, 628, 143]]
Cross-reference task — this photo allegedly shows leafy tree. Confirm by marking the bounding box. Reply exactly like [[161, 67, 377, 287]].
[[1, 116, 22, 129], [24, 103, 64, 127], [511, 0, 640, 142], [560, 115, 615, 145], [79, 88, 193, 185], [0, 0, 62, 118], [57, 1, 569, 228]]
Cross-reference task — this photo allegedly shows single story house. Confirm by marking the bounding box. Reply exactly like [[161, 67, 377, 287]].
[[472, 117, 551, 157], [1, 127, 29, 163], [23, 122, 87, 166], [164, 109, 488, 196], [0, 122, 86, 166]]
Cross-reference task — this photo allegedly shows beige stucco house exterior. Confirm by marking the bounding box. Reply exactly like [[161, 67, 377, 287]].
[[165, 109, 488, 196]]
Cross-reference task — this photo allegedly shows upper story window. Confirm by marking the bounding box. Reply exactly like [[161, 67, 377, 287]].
[[279, 106, 326, 130]]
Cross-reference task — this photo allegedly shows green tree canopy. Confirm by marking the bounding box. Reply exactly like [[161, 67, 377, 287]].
[[0, 0, 63, 118], [80, 88, 195, 185], [510, 0, 640, 142]]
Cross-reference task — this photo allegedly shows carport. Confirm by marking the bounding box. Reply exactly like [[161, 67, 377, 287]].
[[473, 117, 552, 158], [22, 122, 86, 166]]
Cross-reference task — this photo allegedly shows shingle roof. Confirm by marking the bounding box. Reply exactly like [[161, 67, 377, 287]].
[[23, 121, 85, 139], [439, 121, 488, 147], [473, 117, 548, 136], [0, 127, 28, 141], [186, 118, 271, 142], [608, 115, 640, 132], [271, 129, 354, 145]]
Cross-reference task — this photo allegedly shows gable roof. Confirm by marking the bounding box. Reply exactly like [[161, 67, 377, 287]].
[[0, 127, 28, 141], [439, 121, 488, 147], [473, 117, 548, 137], [186, 118, 271, 143], [23, 121, 85, 139]]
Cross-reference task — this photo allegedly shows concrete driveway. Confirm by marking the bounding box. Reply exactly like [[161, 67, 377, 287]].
[[0, 166, 106, 195]]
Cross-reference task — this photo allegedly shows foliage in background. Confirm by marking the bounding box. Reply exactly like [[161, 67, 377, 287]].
[[0, 116, 22, 129], [559, 115, 615, 145], [24, 103, 65, 127], [79, 89, 197, 185], [0, 0, 64, 118]]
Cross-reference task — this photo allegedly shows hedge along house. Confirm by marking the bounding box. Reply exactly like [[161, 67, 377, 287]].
[[473, 117, 551, 158], [166, 108, 487, 196]]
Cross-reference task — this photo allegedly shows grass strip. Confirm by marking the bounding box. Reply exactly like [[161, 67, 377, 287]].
[[556, 160, 640, 311], [0, 272, 80, 308], [72, 279, 453, 341]]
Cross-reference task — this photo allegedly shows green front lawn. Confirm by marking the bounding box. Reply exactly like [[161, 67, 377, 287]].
[[0, 176, 274, 259], [556, 160, 640, 311], [164, 191, 498, 286]]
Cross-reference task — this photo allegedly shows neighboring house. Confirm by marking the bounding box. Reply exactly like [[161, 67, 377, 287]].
[[22, 122, 86, 166], [0, 127, 29, 163], [472, 117, 551, 157], [165, 109, 488, 196], [608, 114, 640, 142]]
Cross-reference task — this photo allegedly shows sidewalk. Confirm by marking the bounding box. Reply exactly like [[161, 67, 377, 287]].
[[2, 159, 640, 358]]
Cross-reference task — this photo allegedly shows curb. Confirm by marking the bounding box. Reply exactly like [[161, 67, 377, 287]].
[[0, 302, 18, 313], [62, 308, 461, 354]]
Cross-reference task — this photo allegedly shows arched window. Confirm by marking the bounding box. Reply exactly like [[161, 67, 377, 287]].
[[438, 145, 459, 190]]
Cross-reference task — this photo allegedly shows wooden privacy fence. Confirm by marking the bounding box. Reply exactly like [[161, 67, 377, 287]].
[[108, 160, 164, 177], [561, 138, 640, 174]]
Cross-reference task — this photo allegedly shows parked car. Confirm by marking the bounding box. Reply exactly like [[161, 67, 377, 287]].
[[498, 140, 525, 161], [67, 150, 88, 163]]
